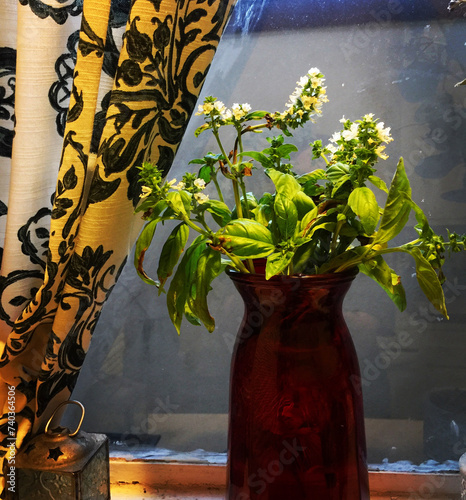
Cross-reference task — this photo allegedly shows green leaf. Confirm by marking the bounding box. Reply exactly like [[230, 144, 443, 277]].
[[375, 158, 412, 244], [368, 175, 389, 193], [406, 247, 448, 318], [274, 194, 298, 240], [267, 169, 301, 199], [293, 191, 316, 219], [205, 199, 231, 227], [187, 246, 224, 333], [409, 199, 435, 241], [222, 219, 274, 258], [198, 165, 213, 183], [135, 198, 168, 216], [348, 186, 380, 234], [134, 219, 160, 286], [306, 221, 336, 240], [265, 251, 294, 279], [317, 246, 365, 274], [299, 206, 319, 233], [326, 162, 350, 183], [166, 190, 189, 217], [167, 236, 207, 334], [253, 203, 273, 227], [194, 123, 210, 137], [297, 169, 326, 185], [331, 174, 351, 197], [157, 223, 189, 293], [291, 240, 317, 274], [184, 302, 202, 326], [358, 255, 406, 312], [244, 110, 268, 120], [240, 151, 274, 169], [277, 143, 298, 158]]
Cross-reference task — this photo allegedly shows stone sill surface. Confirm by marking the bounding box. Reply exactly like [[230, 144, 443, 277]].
[[109, 460, 462, 499], [110, 484, 458, 500]]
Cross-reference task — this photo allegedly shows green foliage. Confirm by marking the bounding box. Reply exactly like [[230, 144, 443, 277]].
[[134, 69, 465, 333]]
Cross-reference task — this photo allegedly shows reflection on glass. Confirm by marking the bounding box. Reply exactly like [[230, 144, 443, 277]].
[[69, 0, 466, 471]]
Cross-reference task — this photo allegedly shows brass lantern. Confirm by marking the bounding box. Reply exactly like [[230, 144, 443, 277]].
[[7, 400, 110, 500]]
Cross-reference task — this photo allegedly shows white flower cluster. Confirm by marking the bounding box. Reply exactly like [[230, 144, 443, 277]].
[[195, 100, 251, 122], [328, 114, 393, 153], [195, 100, 226, 116], [375, 121, 393, 143], [193, 178, 209, 204], [285, 67, 328, 116], [168, 176, 209, 204]]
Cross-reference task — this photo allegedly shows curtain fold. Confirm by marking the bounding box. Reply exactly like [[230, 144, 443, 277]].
[[0, 0, 236, 493]]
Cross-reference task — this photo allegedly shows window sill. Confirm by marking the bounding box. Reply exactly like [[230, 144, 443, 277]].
[[109, 460, 462, 499]]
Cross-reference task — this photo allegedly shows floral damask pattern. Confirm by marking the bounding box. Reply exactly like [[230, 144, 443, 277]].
[[0, 0, 236, 495], [0, 47, 16, 159], [19, 0, 83, 25]]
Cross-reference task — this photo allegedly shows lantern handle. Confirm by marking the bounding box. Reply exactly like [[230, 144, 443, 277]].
[[45, 400, 85, 437]]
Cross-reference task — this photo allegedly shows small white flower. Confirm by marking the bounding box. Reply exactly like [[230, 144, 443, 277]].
[[194, 178, 206, 190], [297, 76, 309, 87], [173, 181, 186, 191], [339, 116, 347, 123], [310, 76, 321, 88], [375, 145, 389, 160], [194, 192, 209, 204], [301, 95, 317, 110], [222, 108, 233, 120], [326, 143, 338, 154], [140, 186, 152, 199], [376, 122, 393, 143], [363, 113, 374, 121], [231, 103, 251, 120], [214, 100, 226, 114], [308, 67, 320, 76], [287, 94, 299, 108], [195, 102, 214, 115], [342, 122, 359, 141], [329, 131, 342, 143], [232, 103, 244, 120]]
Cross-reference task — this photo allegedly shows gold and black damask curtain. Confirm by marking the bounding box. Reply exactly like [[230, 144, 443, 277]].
[[0, 0, 236, 491]]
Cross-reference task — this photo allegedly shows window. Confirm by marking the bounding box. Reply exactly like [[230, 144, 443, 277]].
[[67, 0, 466, 481]]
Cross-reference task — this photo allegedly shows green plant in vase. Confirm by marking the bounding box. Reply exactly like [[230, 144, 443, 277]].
[[134, 68, 465, 334]]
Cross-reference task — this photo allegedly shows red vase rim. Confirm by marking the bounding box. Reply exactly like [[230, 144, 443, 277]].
[[226, 266, 359, 286]]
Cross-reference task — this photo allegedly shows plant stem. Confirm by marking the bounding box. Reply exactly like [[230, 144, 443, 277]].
[[332, 246, 403, 273], [212, 126, 234, 170], [166, 201, 211, 237], [242, 122, 269, 135], [181, 216, 211, 237], [211, 170, 224, 203], [287, 260, 294, 275], [221, 248, 250, 274], [329, 206, 349, 256], [239, 180, 250, 218], [321, 154, 330, 166], [232, 180, 243, 218]]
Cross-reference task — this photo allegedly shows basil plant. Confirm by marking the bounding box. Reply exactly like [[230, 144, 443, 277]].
[[134, 68, 465, 333]]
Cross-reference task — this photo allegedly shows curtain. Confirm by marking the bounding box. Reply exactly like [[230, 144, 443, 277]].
[[0, 0, 236, 492]]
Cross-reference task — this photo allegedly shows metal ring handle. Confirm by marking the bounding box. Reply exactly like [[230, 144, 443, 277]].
[[45, 400, 85, 437]]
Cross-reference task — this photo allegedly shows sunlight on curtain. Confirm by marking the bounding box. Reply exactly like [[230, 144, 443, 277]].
[[0, 0, 236, 493]]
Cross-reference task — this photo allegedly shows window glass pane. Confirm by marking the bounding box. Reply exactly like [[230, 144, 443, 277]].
[[69, 0, 466, 470]]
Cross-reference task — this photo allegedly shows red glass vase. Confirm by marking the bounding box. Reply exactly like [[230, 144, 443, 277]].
[[227, 269, 369, 500]]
